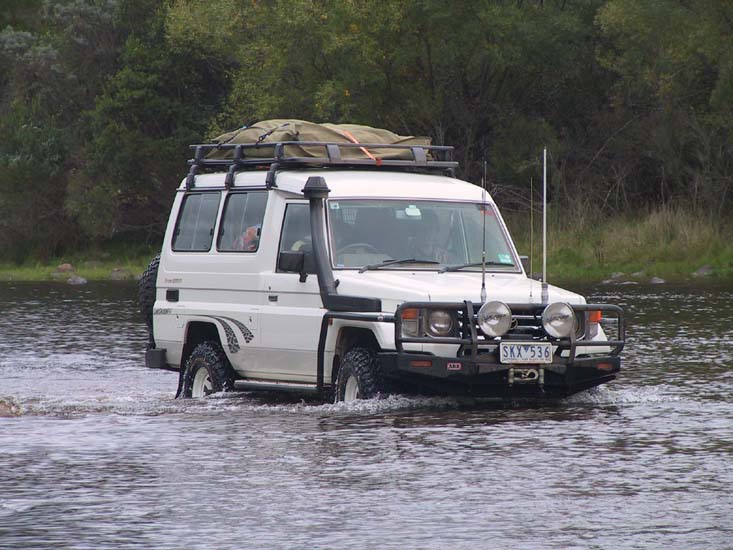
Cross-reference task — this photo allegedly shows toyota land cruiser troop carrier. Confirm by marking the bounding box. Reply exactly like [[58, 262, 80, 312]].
[[140, 122, 625, 402]]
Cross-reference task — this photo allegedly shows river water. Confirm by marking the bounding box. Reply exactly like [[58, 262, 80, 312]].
[[0, 281, 731, 549]]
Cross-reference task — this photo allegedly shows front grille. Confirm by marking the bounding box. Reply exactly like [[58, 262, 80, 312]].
[[394, 301, 624, 358]]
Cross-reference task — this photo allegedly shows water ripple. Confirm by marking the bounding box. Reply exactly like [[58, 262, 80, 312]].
[[0, 282, 731, 549]]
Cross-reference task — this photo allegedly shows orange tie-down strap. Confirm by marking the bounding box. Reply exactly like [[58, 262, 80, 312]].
[[338, 129, 381, 165]]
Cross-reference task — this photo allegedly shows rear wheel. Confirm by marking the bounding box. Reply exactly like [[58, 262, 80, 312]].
[[138, 254, 160, 349], [335, 347, 382, 402], [181, 341, 234, 398]]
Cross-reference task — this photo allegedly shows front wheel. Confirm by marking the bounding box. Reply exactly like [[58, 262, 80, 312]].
[[335, 347, 382, 402], [181, 342, 234, 398]]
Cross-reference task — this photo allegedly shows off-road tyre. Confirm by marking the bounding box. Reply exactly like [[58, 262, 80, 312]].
[[138, 254, 160, 349], [335, 347, 382, 402], [180, 341, 235, 398]]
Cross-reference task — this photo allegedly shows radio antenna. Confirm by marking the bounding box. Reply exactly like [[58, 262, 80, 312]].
[[529, 176, 534, 302], [480, 159, 487, 303], [541, 148, 549, 304]]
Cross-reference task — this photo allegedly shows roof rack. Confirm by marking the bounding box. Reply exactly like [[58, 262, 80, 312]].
[[185, 141, 458, 189]]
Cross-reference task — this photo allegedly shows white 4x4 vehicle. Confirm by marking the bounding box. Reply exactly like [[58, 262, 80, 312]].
[[140, 137, 625, 402]]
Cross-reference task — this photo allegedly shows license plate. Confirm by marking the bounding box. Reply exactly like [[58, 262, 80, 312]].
[[499, 342, 552, 364]]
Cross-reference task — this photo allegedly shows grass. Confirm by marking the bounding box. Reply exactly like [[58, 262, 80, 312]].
[[506, 205, 733, 284], [0, 242, 160, 282]]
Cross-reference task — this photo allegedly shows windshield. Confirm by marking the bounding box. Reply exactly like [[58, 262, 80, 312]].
[[327, 199, 518, 271]]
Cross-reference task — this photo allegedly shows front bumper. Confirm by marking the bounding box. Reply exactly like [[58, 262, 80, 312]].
[[379, 351, 620, 399], [382, 300, 625, 399]]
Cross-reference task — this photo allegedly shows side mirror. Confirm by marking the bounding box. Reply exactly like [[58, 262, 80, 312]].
[[278, 251, 305, 273], [519, 255, 530, 274], [519, 255, 543, 280]]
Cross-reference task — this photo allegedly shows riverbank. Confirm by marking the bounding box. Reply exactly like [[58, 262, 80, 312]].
[[0, 244, 158, 283], [507, 206, 733, 285], [0, 208, 731, 285]]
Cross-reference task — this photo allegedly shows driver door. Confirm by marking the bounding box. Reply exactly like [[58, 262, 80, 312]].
[[258, 202, 324, 382]]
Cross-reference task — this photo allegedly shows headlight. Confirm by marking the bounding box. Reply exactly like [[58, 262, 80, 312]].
[[477, 301, 512, 337], [428, 310, 454, 336], [542, 302, 577, 338]]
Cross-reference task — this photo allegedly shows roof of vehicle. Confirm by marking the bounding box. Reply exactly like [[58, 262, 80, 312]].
[[178, 140, 495, 203], [179, 169, 496, 204]]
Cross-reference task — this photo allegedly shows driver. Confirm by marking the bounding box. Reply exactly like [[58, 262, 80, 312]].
[[412, 211, 454, 263]]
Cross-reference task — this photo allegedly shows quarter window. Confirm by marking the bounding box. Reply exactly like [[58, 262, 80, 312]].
[[217, 192, 268, 252], [172, 192, 221, 252]]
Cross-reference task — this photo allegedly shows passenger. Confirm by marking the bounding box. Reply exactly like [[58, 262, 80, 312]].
[[232, 224, 261, 251]]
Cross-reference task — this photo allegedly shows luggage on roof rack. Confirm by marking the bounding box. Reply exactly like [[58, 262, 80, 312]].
[[207, 119, 432, 160], [185, 120, 458, 189]]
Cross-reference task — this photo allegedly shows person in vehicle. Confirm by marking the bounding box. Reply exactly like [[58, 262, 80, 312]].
[[232, 224, 261, 251], [410, 210, 456, 264]]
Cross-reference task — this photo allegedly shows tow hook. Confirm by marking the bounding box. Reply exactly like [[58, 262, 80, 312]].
[[508, 367, 545, 385]]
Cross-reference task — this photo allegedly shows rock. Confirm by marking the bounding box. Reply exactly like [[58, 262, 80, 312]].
[[631, 270, 646, 278], [618, 281, 639, 285], [57, 263, 74, 273], [692, 265, 714, 278], [601, 271, 624, 285], [67, 275, 88, 285], [110, 267, 134, 281], [650, 277, 666, 285], [0, 398, 21, 417], [50, 271, 65, 280], [602, 272, 628, 285]]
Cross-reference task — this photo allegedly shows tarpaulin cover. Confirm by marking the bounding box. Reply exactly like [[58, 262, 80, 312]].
[[207, 119, 431, 160]]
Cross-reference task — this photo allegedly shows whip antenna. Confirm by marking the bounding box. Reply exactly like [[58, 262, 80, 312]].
[[541, 147, 549, 304], [529, 176, 533, 302], [480, 159, 487, 303]]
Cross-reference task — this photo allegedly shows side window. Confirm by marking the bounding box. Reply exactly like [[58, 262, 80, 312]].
[[278, 203, 315, 273], [172, 192, 221, 252], [279, 204, 311, 252], [217, 192, 268, 252]]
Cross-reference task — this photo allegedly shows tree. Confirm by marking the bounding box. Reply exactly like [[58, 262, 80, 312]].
[[0, 101, 73, 261], [67, 5, 231, 239], [596, 0, 733, 214]]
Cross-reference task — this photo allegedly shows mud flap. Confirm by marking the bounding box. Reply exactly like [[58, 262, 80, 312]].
[[144, 348, 167, 369], [175, 366, 185, 399]]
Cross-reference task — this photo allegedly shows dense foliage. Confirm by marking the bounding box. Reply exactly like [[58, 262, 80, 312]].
[[1, 0, 731, 260]]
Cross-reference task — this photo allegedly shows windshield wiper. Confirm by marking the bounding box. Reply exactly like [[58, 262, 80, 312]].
[[359, 258, 440, 273], [439, 261, 515, 273]]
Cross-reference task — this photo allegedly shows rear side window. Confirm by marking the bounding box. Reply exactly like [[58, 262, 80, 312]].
[[172, 192, 221, 252], [217, 192, 268, 252]]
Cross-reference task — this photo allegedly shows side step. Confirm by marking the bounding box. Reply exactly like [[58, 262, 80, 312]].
[[233, 379, 320, 394]]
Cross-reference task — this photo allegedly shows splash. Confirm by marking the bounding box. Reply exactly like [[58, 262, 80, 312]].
[[566, 384, 681, 405], [5, 383, 685, 418], [0, 397, 22, 417]]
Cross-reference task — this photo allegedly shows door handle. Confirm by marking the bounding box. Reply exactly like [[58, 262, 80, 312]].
[[268, 295, 278, 302], [166, 289, 179, 302]]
